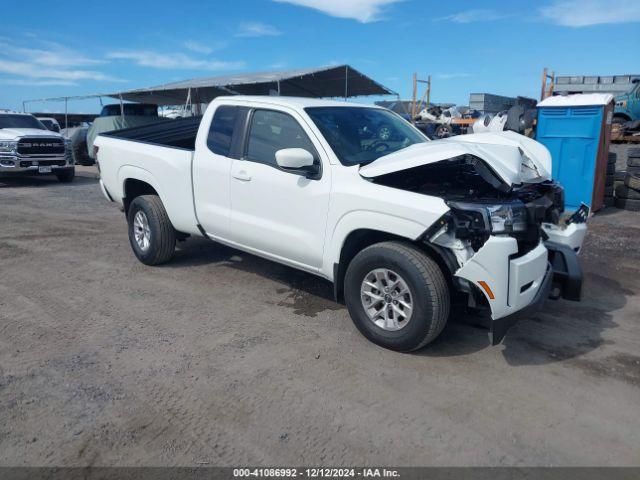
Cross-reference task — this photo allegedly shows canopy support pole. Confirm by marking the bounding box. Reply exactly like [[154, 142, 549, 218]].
[[277, 80, 281, 95], [64, 97, 68, 130], [344, 65, 349, 100], [119, 94, 124, 121], [184, 88, 192, 116]]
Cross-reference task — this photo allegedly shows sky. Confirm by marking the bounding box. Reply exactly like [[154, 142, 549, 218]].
[[2, 0, 639, 113]]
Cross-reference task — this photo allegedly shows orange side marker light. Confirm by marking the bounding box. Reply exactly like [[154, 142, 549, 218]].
[[477, 281, 495, 300]]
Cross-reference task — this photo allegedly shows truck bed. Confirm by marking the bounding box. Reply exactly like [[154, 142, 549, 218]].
[[96, 118, 201, 235], [101, 116, 202, 150]]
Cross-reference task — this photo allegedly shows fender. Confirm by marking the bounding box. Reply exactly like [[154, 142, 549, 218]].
[[117, 165, 198, 234], [118, 164, 163, 201], [322, 210, 431, 281]]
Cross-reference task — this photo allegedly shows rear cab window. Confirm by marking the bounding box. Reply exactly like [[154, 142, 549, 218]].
[[207, 105, 249, 158]]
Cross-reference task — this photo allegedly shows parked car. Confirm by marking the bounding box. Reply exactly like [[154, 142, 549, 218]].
[[86, 103, 165, 160], [614, 78, 640, 124], [0, 110, 75, 182], [95, 96, 586, 351], [37, 117, 61, 133]]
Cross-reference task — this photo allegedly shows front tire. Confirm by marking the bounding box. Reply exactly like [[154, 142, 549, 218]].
[[55, 168, 75, 183], [127, 195, 176, 265], [344, 241, 450, 352]]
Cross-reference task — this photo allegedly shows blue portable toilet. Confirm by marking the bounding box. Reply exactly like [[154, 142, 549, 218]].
[[536, 94, 614, 212]]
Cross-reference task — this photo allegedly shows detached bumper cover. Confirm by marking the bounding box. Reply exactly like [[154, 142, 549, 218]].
[[490, 242, 582, 345], [455, 235, 583, 345], [455, 237, 549, 321], [490, 262, 554, 345]]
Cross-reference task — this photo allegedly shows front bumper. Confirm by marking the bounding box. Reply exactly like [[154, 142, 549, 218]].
[[455, 236, 583, 345], [0, 154, 73, 175]]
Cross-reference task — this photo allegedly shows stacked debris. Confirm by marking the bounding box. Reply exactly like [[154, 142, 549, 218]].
[[611, 120, 640, 141], [613, 148, 640, 211]]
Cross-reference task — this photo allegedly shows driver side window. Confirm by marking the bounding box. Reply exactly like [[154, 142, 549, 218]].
[[246, 110, 318, 168]]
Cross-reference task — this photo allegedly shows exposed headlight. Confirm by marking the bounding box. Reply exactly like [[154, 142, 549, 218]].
[[485, 203, 527, 233], [448, 201, 528, 234], [0, 140, 17, 154]]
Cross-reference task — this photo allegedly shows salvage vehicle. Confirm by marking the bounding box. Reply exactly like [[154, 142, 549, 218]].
[[613, 78, 640, 124], [0, 110, 75, 182], [96, 97, 586, 351]]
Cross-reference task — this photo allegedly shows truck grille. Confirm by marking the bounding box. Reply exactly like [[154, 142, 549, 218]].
[[17, 137, 65, 156]]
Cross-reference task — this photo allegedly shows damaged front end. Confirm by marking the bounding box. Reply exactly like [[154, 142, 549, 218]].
[[365, 149, 586, 344]]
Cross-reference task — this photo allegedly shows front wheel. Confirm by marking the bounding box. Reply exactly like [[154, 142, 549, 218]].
[[127, 195, 176, 265], [344, 241, 450, 352], [55, 168, 75, 183]]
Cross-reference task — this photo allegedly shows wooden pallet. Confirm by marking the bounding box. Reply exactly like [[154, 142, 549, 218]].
[[611, 133, 640, 143]]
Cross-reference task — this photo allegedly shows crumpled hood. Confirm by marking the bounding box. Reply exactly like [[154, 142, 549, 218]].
[[359, 131, 552, 186], [0, 128, 63, 140]]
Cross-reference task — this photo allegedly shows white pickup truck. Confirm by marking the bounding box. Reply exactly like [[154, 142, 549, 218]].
[[0, 111, 75, 182], [96, 96, 587, 351]]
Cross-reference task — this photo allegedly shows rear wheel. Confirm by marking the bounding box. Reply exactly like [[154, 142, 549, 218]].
[[344, 241, 450, 352], [127, 195, 176, 265], [55, 168, 75, 183]]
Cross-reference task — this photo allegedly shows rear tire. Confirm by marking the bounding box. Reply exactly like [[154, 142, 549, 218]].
[[127, 195, 176, 265], [344, 241, 450, 352], [55, 168, 75, 183], [627, 156, 640, 168], [615, 185, 640, 200]]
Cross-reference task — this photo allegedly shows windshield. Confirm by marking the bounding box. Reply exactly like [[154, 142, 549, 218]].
[[305, 107, 427, 165], [0, 114, 47, 130]]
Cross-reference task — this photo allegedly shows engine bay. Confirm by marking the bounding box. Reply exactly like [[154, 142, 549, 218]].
[[370, 155, 566, 253]]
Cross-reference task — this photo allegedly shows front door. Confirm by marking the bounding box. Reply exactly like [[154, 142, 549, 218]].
[[228, 108, 331, 270]]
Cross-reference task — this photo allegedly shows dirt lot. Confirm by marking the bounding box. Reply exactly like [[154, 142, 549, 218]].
[[1, 167, 639, 467]]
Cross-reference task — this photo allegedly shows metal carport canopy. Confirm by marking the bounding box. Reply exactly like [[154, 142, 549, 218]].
[[105, 65, 395, 105]]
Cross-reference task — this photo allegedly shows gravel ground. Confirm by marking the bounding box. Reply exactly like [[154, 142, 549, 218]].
[[1, 167, 639, 467]]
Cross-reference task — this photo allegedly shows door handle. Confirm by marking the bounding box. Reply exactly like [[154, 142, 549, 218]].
[[232, 170, 252, 181]]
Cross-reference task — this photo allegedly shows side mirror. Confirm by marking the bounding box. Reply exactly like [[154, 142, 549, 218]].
[[275, 148, 320, 179]]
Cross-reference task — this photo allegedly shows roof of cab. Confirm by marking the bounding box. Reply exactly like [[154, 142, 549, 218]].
[[212, 95, 382, 110], [0, 109, 33, 116]]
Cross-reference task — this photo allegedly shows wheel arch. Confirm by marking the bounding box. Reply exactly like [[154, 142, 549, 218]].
[[332, 227, 455, 303], [119, 166, 163, 216], [123, 178, 159, 214], [613, 112, 632, 123]]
